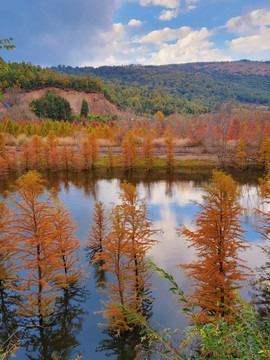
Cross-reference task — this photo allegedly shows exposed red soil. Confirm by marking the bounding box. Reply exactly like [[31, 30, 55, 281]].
[[24, 87, 124, 116]]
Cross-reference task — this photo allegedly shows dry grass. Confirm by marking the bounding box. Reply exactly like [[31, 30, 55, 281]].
[[16, 134, 30, 146], [98, 138, 117, 146], [153, 137, 192, 147], [5, 134, 18, 146], [58, 137, 78, 147]]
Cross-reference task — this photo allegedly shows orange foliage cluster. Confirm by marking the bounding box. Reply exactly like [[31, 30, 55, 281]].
[[89, 182, 159, 334], [179, 171, 250, 323], [2, 171, 82, 325], [1, 109, 270, 173], [0, 130, 102, 176]]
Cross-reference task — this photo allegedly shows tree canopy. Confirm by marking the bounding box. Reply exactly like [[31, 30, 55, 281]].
[[30, 90, 71, 121]]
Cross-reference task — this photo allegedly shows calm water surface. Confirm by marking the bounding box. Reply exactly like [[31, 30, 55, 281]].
[[1, 170, 268, 360]]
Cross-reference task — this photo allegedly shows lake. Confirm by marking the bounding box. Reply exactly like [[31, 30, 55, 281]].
[[1, 169, 269, 360]]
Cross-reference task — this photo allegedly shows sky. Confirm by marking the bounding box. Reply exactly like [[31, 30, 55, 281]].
[[1, 0, 270, 67]]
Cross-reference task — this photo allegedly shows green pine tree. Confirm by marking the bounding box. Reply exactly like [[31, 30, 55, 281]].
[[80, 99, 89, 118]]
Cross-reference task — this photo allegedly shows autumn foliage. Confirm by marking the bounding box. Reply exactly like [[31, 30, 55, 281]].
[[9, 171, 59, 324], [88, 201, 107, 252], [50, 197, 82, 288], [92, 182, 159, 333], [0, 202, 13, 287], [121, 130, 137, 171], [7, 171, 82, 325], [179, 171, 250, 323]]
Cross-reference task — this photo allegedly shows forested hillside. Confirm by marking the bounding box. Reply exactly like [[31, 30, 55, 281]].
[[0, 60, 102, 94], [0, 60, 207, 115], [2, 60, 270, 117], [52, 61, 270, 109]]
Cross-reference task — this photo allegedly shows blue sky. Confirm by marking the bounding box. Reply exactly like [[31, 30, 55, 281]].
[[1, 0, 270, 67]]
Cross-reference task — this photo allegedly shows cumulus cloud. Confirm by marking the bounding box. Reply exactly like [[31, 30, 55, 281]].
[[134, 26, 192, 44], [81, 23, 132, 67], [225, 8, 270, 55], [139, 0, 180, 9], [136, 27, 231, 64], [1, 0, 118, 66], [159, 9, 179, 20], [128, 19, 143, 26], [226, 8, 270, 35], [228, 27, 270, 54]]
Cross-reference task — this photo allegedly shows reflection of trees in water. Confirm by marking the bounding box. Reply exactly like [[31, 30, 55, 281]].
[[45, 170, 99, 199], [251, 253, 270, 320], [0, 169, 262, 202], [96, 294, 153, 360], [0, 287, 22, 355], [92, 259, 107, 290], [86, 243, 108, 290], [23, 285, 89, 360], [96, 326, 151, 360], [239, 184, 261, 220], [250, 243, 270, 338]]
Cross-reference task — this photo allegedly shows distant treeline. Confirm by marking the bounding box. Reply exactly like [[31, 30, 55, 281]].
[[0, 60, 102, 93], [52, 64, 270, 109]]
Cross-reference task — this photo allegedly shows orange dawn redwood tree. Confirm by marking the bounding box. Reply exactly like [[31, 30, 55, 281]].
[[50, 197, 82, 288], [94, 206, 138, 334], [9, 171, 82, 325], [142, 133, 155, 171], [93, 182, 159, 333], [179, 171, 250, 323], [80, 131, 99, 170], [44, 130, 59, 171], [117, 181, 159, 300], [0, 201, 13, 287], [88, 201, 107, 252], [9, 171, 59, 325], [164, 135, 175, 171], [121, 130, 137, 171]]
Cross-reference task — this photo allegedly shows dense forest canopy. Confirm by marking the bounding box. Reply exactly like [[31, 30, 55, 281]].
[[0, 60, 102, 94], [30, 91, 72, 121], [1, 60, 270, 117]]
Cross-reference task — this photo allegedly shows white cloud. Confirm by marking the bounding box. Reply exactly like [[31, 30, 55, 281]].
[[159, 8, 179, 20], [99, 22, 126, 42], [134, 26, 191, 44], [185, 0, 199, 11], [228, 27, 270, 54], [128, 18, 143, 26], [136, 27, 231, 64], [187, 5, 196, 11], [139, 0, 180, 9], [81, 23, 132, 67], [226, 8, 270, 35]]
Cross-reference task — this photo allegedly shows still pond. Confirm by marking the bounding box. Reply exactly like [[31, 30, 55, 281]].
[[1, 170, 268, 360]]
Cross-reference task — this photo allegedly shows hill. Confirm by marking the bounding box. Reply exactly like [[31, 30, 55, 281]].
[[52, 61, 270, 110], [0, 60, 205, 116], [24, 87, 122, 116]]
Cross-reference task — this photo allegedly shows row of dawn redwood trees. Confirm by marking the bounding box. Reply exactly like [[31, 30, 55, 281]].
[[0, 130, 177, 175], [1, 169, 269, 337], [2, 117, 270, 173]]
